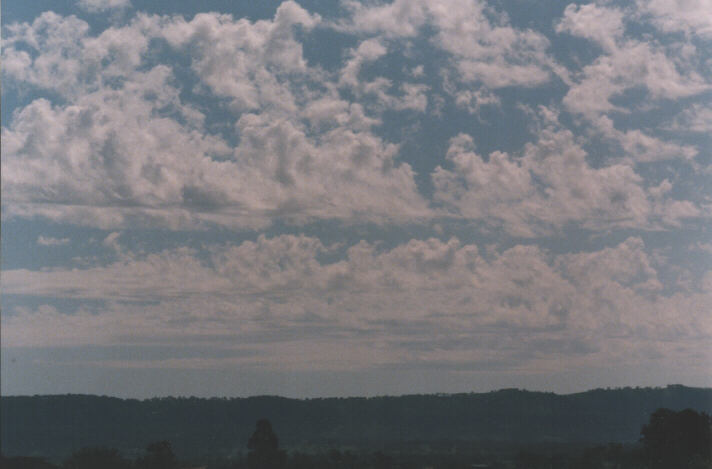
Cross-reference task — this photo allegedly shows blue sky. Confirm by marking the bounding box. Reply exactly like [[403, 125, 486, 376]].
[[1, 0, 711, 398]]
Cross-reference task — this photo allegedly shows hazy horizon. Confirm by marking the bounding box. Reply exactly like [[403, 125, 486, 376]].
[[2, 0, 711, 398], [3, 383, 710, 401]]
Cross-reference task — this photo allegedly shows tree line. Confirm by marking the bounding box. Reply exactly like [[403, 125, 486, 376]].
[[2, 408, 710, 469], [4, 385, 711, 461]]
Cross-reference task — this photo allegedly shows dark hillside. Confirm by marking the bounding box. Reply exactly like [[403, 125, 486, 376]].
[[2, 385, 710, 461]]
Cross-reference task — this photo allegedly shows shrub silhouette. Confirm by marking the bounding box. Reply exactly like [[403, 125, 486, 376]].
[[641, 408, 711, 469], [62, 447, 130, 469], [136, 441, 177, 469], [247, 419, 286, 469]]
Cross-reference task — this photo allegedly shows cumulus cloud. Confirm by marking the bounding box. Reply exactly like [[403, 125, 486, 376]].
[[1, 7, 429, 230], [453, 88, 501, 114], [0, 0, 707, 238], [636, 0, 712, 38], [2, 12, 159, 98], [668, 103, 712, 132], [594, 116, 699, 163], [431, 108, 702, 235], [556, 3, 625, 52], [342, 0, 555, 88], [561, 38, 708, 119], [337, 38, 429, 112], [161, 2, 320, 113], [554, 3, 710, 165], [3, 235, 710, 372]]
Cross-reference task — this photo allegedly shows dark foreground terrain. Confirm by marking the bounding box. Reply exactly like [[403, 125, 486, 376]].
[[2, 385, 711, 468]]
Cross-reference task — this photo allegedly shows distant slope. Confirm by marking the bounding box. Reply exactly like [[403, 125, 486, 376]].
[[2, 385, 711, 461]]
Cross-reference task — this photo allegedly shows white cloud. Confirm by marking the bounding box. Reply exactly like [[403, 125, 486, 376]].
[[432, 110, 684, 235], [594, 116, 699, 163], [1, 87, 429, 228], [162, 3, 320, 113], [668, 103, 712, 132], [1, 7, 429, 230], [1, 1, 707, 238], [343, 0, 555, 88], [338, 39, 429, 112], [556, 3, 624, 52], [37, 236, 70, 246], [1, 69, 237, 228], [453, 88, 501, 114], [340, 38, 388, 88], [2, 13, 93, 97], [562, 40, 708, 119], [557, 2, 710, 132], [342, 0, 429, 38], [557, 7, 709, 163], [2, 12, 160, 98], [77, 0, 131, 13], [636, 0, 712, 38], [3, 235, 709, 373]]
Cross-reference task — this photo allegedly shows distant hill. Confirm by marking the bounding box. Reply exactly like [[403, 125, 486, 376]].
[[2, 385, 711, 461]]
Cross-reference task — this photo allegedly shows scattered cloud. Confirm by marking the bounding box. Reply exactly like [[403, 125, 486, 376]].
[[1, 7, 429, 230], [556, 3, 625, 52], [432, 108, 703, 235], [3, 235, 709, 372], [37, 236, 70, 246], [2, 0, 710, 392], [343, 0, 555, 88], [636, 0, 712, 38], [2, 1, 707, 233], [77, 0, 132, 13], [668, 103, 712, 132]]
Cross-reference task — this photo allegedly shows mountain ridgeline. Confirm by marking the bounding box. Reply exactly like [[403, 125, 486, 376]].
[[2, 385, 710, 461]]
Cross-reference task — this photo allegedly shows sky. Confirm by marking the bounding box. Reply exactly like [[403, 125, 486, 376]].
[[1, 0, 711, 398]]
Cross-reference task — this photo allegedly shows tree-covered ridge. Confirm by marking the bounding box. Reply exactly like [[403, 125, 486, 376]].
[[3, 409, 711, 469], [2, 386, 711, 461]]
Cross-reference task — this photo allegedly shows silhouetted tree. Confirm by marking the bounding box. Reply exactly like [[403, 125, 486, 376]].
[[62, 447, 130, 469], [641, 408, 712, 469], [247, 419, 286, 469], [137, 441, 177, 469]]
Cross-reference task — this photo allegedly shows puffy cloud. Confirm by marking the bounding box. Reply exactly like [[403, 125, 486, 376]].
[[453, 88, 501, 114], [636, 0, 712, 38], [343, 0, 555, 88], [2, 13, 93, 96], [594, 116, 699, 163], [342, 0, 429, 38], [431, 109, 692, 235], [1, 7, 428, 229], [562, 39, 708, 119], [161, 3, 320, 113], [2, 12, 159, 98], [1, 1, 707, 238], [337, 39, 429, 112], [1, 90, 428, 228], [3, 235, 709, 372], [339, 38, 388, 88], [668, 103, 712, 132], [557, 3, 710, 163], [556, 3, 624, 52], [1, 70, 237, 228], [428, 0, 553, 87]]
